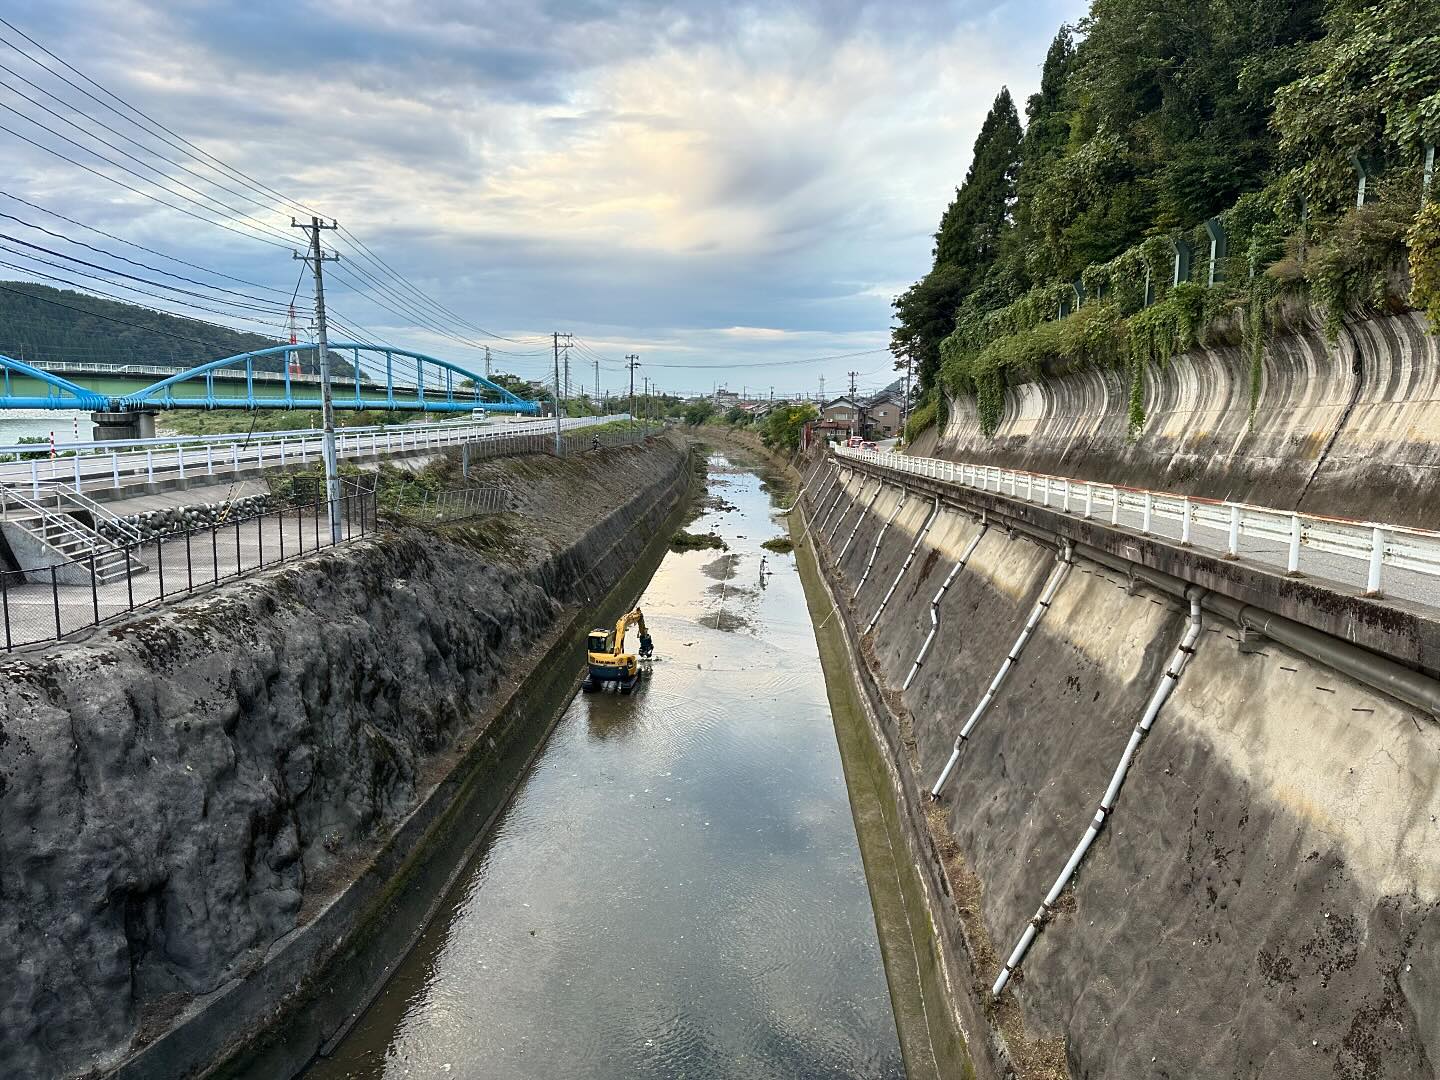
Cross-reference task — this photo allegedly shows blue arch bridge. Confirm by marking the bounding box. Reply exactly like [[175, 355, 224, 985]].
[[0, 342, 542, 437]]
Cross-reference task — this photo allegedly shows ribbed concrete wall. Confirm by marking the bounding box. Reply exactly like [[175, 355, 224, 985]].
[[939, 309, 1440, 528], [809, 464, 1440, 1079]]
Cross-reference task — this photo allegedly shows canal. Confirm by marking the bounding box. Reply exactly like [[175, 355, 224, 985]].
[[306, 450, 905, 1079]]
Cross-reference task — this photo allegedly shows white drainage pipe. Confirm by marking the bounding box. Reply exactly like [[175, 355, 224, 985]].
[[837, 480, 885, 562], [929, 543, 1073, 799], [852, 490, 910, 600], [826, 476, 868, 543], [861, 496, 939, 625], [779, 458, 829, 515], [816, 474, 850, 535], [903, 523, 988, 691], [829, 480, 869, 550], [992, 589, 1204, 998]]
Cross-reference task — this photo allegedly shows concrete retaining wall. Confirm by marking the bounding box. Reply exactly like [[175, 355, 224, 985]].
[[806, 460, 1440, 1079], [0, 439, 693, 1080], [938, 309, 1440, 529]]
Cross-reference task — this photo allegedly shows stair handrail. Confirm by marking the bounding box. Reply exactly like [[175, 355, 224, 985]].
[[0, 484, 121, 554], [50, 485, 144, 545]]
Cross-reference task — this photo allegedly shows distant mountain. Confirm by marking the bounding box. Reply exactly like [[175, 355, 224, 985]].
[[0, 281, 289, 371]]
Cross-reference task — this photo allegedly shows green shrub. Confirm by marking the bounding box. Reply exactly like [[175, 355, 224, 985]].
[[1409, 200, 1440, 333]]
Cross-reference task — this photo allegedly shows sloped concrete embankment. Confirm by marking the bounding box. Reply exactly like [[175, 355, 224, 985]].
[[803, 459, 1440, 1079], [939, 309, 1440, 528], [0, 439, 693, 1080]]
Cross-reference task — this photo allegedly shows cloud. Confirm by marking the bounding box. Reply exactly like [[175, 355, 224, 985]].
[[2, 0, 1085, 393]]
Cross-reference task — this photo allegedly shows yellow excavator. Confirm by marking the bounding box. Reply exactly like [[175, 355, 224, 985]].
[[582, 608, 654, 693]]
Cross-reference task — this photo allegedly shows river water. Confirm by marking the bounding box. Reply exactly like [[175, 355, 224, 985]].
[[307, 451, 903, 1080]]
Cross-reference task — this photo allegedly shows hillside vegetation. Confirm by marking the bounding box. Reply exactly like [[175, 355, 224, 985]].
[[0, 281, 282, 368], [895, 0, 1440, 436]]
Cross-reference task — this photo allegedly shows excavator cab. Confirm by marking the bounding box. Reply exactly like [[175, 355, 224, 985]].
[[583, 608, 654, 693]]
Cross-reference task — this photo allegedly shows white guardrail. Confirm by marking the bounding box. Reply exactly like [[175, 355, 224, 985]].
[[0, 415, 628, 499], [836, 445, 1440, 598]]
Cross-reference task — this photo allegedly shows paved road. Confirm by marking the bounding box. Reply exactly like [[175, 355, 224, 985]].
[[841, 451, 1440, 613]]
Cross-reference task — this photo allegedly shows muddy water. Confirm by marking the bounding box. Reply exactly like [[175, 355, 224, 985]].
[[307, 452, 902, 1080]]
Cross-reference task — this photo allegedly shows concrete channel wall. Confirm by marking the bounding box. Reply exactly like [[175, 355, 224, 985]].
[[938, 308, 1440, 529], [0, 438, 695, 1080], [803, 456, 1440, 1080]]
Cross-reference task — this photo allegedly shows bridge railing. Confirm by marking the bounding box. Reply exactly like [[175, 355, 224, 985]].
[[0, 490, 377, 652], [835, 445, 1440, 600], [0, 415, 626, 497]]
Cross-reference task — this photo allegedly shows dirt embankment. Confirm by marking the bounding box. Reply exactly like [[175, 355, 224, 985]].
[[0, 438, 690, 1080]]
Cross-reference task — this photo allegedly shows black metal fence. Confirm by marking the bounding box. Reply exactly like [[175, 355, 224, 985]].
[[0, 491, 377, 652]]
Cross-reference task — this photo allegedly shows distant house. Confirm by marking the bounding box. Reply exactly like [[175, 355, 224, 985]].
[[816, 396, 860, 440], [862, 392, 902, 439]]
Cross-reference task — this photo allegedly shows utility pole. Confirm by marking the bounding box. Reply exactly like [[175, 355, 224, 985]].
[[594, 356, 600, 408], [553, 331, 562, 454], [626, 354, 640, 430], [292, 216, 342, 543], [559, 334, 573, 410], [848, 371, 859, 397], [900, 349, 913, 444], [819, 375, 826, 402], [484, 346, 492, 379]]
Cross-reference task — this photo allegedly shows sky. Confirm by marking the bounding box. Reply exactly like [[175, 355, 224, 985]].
[[2, 0, 1083, 399]]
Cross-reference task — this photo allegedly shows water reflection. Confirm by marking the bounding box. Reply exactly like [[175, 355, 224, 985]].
[[307, 451, 902, 1080]]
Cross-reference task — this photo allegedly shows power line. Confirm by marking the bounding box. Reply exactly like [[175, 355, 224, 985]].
[[0, 191, 290, 293], [0, 16, 322, 220], [0, 231, 286, 313]]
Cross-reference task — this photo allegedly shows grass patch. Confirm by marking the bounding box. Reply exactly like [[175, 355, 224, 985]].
[[760, 536, 794, 554], [669, 530, 726, 551]]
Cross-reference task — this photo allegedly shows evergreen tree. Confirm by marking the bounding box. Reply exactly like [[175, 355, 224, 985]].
[[892, 90, 1022, 394]]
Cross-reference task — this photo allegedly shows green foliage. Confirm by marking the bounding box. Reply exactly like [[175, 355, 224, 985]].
[[1298, 191, 1414, 337], [723, 406, 751, 425], [670, 530, 726, 551], [1273, 0, 1440, 212], [1409, 200, 1440, 331], [903, 395, 940, 442], [682, 399, 717, 426], [0, 281, 282, 369], [891, 91, 1023, 396], [761, 402, 817, 452]]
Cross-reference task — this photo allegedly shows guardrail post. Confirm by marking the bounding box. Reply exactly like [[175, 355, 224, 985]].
[[1367, 527, 1385, 596], [1227, 505, 1241, 557], [111, 452, 120, 490], [1061, 479, 1071, 514], [1142, 493, 1153, 534], [1111, 488, 1121, 526], [1083, 483, 1093, 519], [30, 460, 38, 498], [1287, 515, 1302, 574], [232, 443, 240, 471], [1041, 476, 1049, 506], [146, 449, 154, 484], [280, 438, 287, 466], [177, 448, 186, 481], [206, 446, 214, 476], [73, 456, 82, 493], [1181, 497, 1191, 544]]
